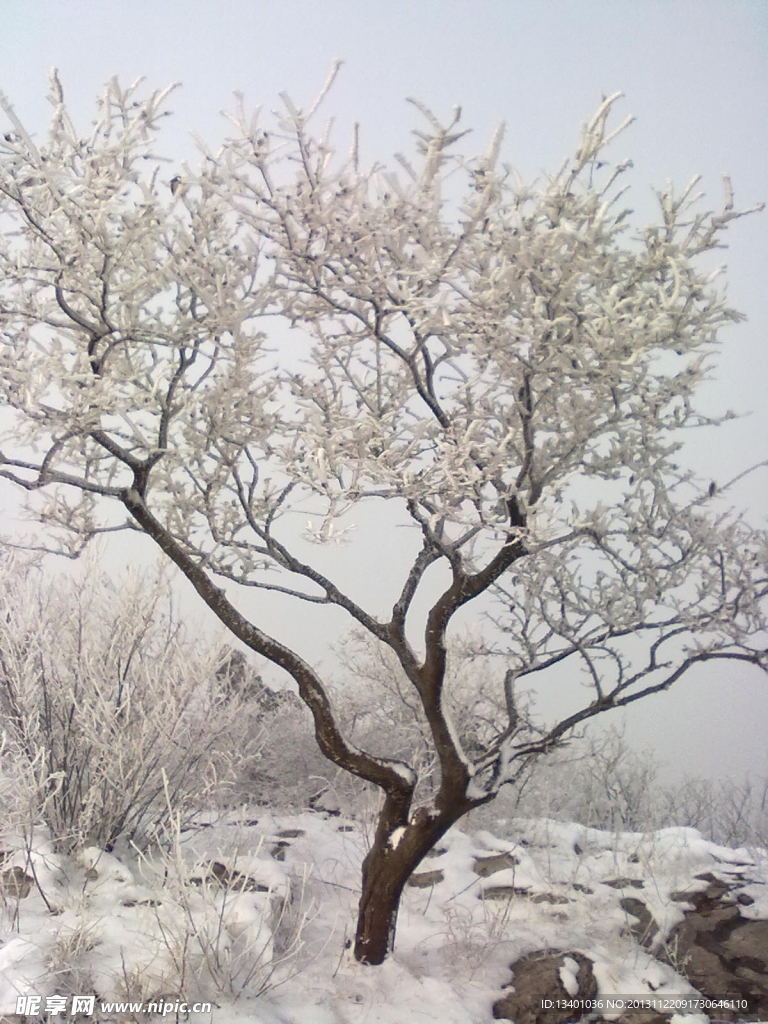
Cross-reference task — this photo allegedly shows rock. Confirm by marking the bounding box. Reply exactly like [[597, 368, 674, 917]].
[[480, 885, 570, 904], [0, 866, 34, 899], [493, 949, 597, 1023], [407, 869, 444, 888], [620, 896, 658, 947], [473, 852, 519, 876], [493, 950, 671, 1024], [615, 1012, 668, 1024], [191, 861, 269, 892], [619, 874, 768, 1018], [660, 879, 768, 1018], [494, 874, 768, 1023], [308, 788, 341, 816], [603, 877, 645, 889], [480, 885, 531, 900]]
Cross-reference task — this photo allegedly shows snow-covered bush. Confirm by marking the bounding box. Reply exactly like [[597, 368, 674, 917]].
[[0, 816, 310, 1009], [661, 773, 768, 849], [507, 728, 663, 833], [468, 726, 768, 849], [0, 552, 262, 850]]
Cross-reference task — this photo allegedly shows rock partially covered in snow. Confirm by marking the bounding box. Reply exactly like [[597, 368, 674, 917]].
[[664, 873, 768, 1017], [493, 949, 597, 1023]]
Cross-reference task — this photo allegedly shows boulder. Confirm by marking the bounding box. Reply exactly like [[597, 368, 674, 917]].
[[494, 873, 768, 1023], [493, 949, 596, 1023], [662, 876, 768, 1018]]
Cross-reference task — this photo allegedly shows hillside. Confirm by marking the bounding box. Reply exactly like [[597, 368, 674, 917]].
[[2, 810, 766, 1023]]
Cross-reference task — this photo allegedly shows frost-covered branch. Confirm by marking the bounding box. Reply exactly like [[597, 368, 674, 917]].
[[1, 73, 765, 964]]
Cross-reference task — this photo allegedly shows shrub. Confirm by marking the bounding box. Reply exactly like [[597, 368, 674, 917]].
[[0, 552, 261, 850]]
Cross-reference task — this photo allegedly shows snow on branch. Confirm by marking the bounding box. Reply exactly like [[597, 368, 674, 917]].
[[0, 72, 765, 829]]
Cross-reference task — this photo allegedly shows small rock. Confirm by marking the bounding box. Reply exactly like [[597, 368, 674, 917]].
[[473, 852, 520, 876], [0, 866, 34, 899], [481, 885, 531, 900], [407, 869, 444, 888], [620, 897, 658, 948]]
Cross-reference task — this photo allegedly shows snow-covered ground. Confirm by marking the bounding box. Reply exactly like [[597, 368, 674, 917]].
[[1, 810, 766, 1023]]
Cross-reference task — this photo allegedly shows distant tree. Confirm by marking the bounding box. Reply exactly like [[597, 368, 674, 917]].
[[0, 70, 766, 964]]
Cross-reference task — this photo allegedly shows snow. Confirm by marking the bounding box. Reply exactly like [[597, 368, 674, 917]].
[[1, 811, 765, 1022], [560, 956, 581, 996], [389, 826, 406, 850]]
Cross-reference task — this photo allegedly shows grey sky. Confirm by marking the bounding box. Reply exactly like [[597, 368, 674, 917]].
[[1, 0, 766, 784]]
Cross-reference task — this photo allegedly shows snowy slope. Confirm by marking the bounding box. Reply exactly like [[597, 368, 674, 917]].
[[1, 811, 765, 1023]]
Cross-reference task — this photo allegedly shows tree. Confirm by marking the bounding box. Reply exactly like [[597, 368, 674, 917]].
[[0, 69, 766, 964]]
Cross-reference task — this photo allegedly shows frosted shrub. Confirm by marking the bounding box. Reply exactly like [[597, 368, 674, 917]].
[[0, 553, 261, 850]]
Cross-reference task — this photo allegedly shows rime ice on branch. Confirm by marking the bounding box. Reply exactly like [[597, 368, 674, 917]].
[[0, 71, 766, 963]]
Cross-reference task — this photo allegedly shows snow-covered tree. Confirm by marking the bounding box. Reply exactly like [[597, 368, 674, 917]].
[[0, 70, 766, 964]]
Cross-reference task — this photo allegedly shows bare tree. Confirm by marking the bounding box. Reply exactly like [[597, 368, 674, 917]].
[[0, 70, 766, 964]]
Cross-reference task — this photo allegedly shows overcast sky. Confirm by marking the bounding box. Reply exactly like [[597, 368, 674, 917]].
[[1, 0, 766, 784]]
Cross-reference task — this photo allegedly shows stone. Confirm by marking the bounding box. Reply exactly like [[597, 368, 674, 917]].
[[615, 1012, 668, 1024], [407, 869, 444, 888], [494, 874, 768, 1022], [425, 846, 447, 858], [620, 896, 658, 948], [659, 879, 768, 1018], [473, 852, 520, 876], [191, 860, 269, 892], [480, 885, 531, 900], [0, 866, 34, 899], [493, 949, 597, 1023]]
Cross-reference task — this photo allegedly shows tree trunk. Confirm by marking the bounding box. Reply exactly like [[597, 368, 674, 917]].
[[353, 803, 471, 964], [354, 842, 410, 965]]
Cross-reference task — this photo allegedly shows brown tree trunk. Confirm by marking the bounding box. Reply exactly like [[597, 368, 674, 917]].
[[353, 801, 472, 964], [354, 842, 410, 965]]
